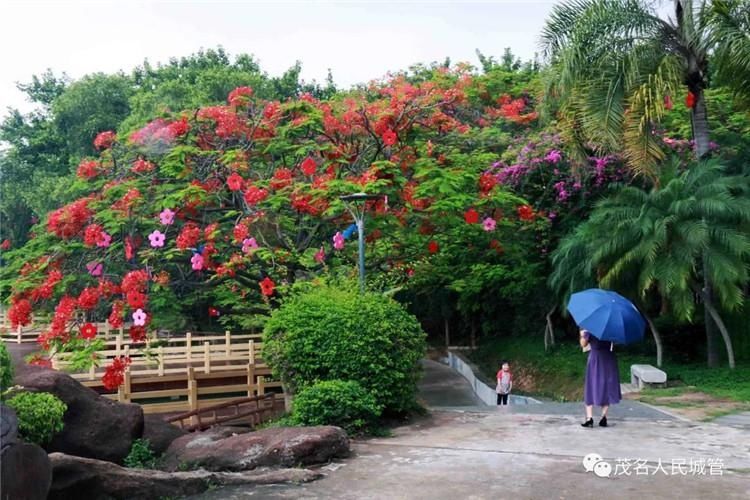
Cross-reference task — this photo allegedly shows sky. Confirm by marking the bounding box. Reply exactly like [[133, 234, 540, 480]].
[[0, 0, 558, 118]]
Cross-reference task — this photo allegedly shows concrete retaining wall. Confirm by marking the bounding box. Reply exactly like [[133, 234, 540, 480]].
[[441, 351, 540, 405]]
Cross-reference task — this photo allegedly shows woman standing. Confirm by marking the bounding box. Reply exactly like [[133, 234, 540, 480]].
[[579, 330, 621, 427]]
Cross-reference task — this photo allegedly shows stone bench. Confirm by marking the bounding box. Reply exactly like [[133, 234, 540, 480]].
[[630, 364, 667, 390]]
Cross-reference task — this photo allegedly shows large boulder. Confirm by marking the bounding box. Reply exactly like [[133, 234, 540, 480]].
[[14, 366, 144, 463], [0, 405, 52, 500], [162, 425, 349, 472], [141, 414, 187, 456], [48, 452, 321, 500]]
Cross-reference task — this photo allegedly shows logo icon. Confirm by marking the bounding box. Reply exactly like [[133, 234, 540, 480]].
[[583, 453, 611, 478], [582, 453, 603, 472]]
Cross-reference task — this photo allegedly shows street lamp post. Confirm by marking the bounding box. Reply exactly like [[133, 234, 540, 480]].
[[339, 192, 381, 293]]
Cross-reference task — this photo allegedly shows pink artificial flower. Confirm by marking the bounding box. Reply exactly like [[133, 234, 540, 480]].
[[314, 247, 325, 263], [191, 253, 204, 270], [159, 208, 175, 225], [482, 217, 496, 232], [148, 230, 166, 248], [132, 308, 147, 326], [333, 231, 345, 250], [96, 232, 112, 248], [241, 237, 259, 254], [86, 261, 103, 277]]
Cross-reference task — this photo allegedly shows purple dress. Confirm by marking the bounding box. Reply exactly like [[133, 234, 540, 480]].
[[583, 333, 621, 406]]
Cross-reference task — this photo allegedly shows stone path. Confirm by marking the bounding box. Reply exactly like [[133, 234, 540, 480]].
[[713, 412, 750, 429]]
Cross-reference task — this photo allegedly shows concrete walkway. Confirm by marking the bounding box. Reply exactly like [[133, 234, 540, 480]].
[[190, 359, 750, 499]]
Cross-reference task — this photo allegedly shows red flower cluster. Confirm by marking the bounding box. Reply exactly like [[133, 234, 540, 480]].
[[80, 322, 97, 340], [108, 301, 124, 328], [112, 189, 142, 213], [93, 131, 116, 150], [176, 224, 201, 249], [479, 172, 497, 194], [228, 86, 254, 107], [122, 269, 149, 309], [464, 208, 480, 224], [83, 224, 105, 247], [129, 325, 147, 343], [44, 295, 78, 345], [102, 356, 131, 390], [233, 223, 249, 243], [47, 199, 92, 239], [259, 277, 275, 296], [428, 240, 440, 254], [197, 106, 247, 139], [77, 160, 101, 179], [493, 94, 538, 124], [8, 298, 32, 328], [243, 185, 268, 205], [290, 192, 326, 216], [517, 205, 535, 221], [130, 118, 189, 145], [300, 157, 317, 176], [77, 286, 101, 310], [382, 129, 398, 146], [27, 354, 52, 368], [227, 172, 244, 191], [132, 158, 155, 173], [30, 269, 63, 302], [270, 168, 293, 190], [97, 279, 121, 297]]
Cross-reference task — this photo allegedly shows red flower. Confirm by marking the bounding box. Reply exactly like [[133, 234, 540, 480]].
[[8, 298, 32, 328], [108, 302, 124, 328], [686, 91, 696, 109], [93, 131, 116, 150], [80, 322, 97, 340], [77, 160, 101, 179], [270, 168, 293, 190], [131, 158, 155, 173], [126, 290, 148, 309], [464, 208, 480, 224], [228, 86, 254, 107], [489, 239, 505, 254], [83, 224, 104, 247], [129, 326, 147, 343], [243, 185, 269, 205], [47, 199, 92, 239], [227, 172, 244, 191], [176, 224, 201, 250], [77, 287, 101, 310], [382, 129, 398, 146], [428, 240, 439, 254], [664, 95, 673, 111], [300, 157, 317, 176], [517, 205, 535, 221], [125, 236, 135, 261], [479, 172, 497, 193], [102, 356, 131, 390], [0, 239, 10, 250], [208, 306, 220, 317], [259, 277, 275, 297]]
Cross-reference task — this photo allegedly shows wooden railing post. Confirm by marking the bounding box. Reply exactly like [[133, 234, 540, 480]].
[[157, 346, 164, 376], [187, 367, 198, 426], [186, 332, 192, 362], [248, 340, 255, 364], [16, 325, 22, 344], [115, 333, 122, 356], [247, 363, 255, 397], [123, 368, 132, 403], [104, 320, 110, 339], [203, 342, 211, 374], [257, 376, 265, 396], [225, 330, 231, 358]]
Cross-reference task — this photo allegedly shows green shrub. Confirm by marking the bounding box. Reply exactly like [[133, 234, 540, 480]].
[[292, 380, 382, 435], [124, 438, 158, 469], [5, 392, 67, 445], [0, 342, 13, 392], [263, 285, 426, 414]]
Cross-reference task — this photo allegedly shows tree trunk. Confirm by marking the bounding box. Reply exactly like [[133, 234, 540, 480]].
[[470, 321, 477, 350], [691, 90, 711, 159], [643, 313, 663, 368], [544, 306, 556, 352], [703, 255, 721, 368], [444, 317, 450, 348], [701, 292, 736, 369]]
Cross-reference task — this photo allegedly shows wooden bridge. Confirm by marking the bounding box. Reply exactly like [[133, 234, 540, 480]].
[[1, 311, 285, 418]]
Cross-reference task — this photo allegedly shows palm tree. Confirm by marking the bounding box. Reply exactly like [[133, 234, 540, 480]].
[[557, 160, 750, 368], [542, 0, 750, 366]]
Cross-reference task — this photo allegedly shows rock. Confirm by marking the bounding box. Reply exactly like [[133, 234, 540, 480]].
[[0, 404, 52, 500], [14, 366, 144, 463], [48, 452, 321, 500], [141, 414, 187, 456], [162, 425, 349, 472]]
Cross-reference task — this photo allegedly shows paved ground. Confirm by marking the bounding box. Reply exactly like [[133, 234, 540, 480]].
[[191, 359, 750, 499], [713, 412, 750, 429]]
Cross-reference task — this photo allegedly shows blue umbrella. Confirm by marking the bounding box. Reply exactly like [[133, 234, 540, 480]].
[[567, 289, 646, 345]]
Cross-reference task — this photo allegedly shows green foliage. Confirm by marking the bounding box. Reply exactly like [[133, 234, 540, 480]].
[[124, 438, 158, 469], [291, 380, 382, 435], [263, 284, 426, 414], [5, 392, 67, 445], [0, 342, 13, 391]]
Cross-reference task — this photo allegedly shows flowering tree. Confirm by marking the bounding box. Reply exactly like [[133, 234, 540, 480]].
[[3, 68, 547, 386]]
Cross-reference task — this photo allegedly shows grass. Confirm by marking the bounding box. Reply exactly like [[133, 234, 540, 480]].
[[469, 336, 750, 403]]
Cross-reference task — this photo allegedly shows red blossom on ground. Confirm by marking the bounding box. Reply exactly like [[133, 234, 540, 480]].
[[93, 131, 116, 150], [300, 157, 317, 176], [259, 277, 275, 296], [227, 172, 244, 191], [80, 323, 97, 340], [464, 208, 480, 224], [27, 354, 52, 368], [102, 356, 131, 390]]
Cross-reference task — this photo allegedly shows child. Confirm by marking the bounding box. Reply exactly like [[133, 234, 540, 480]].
[[496, 360, 513, 405]]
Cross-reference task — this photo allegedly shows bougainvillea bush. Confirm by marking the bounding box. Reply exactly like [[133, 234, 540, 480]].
[[2, 66, 551, 388]]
